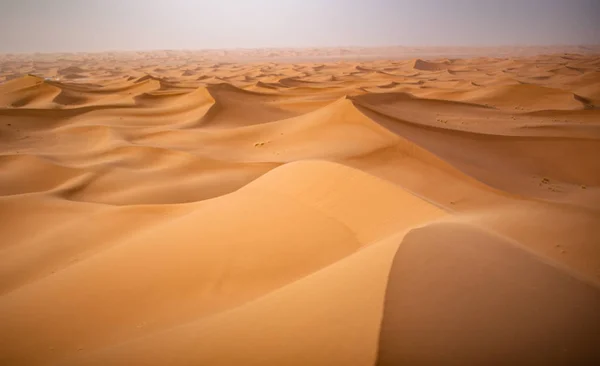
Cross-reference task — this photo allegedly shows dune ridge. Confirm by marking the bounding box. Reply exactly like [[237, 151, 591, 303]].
[[1, 49, 599, 366]]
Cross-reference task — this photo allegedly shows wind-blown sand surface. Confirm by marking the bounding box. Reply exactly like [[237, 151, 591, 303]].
[[1, 47, 600, 365]]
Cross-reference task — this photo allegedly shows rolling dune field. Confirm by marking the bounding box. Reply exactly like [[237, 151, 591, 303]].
[[1, 47, 600, 365]]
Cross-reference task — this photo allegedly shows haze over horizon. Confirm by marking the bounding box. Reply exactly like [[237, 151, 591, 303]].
[[1, 0, 599, 53]]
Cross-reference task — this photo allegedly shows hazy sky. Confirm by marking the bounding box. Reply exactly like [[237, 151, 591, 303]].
[[1, 0, 599, 53]]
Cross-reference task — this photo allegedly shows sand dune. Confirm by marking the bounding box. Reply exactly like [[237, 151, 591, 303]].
[[411, 58, 449, 71], [1, 48, 599, 365], [378, 222, 600, 366]]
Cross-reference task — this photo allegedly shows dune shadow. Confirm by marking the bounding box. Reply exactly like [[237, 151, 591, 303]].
[[376, 222, 600, 366], [351, 101, 600, 192]]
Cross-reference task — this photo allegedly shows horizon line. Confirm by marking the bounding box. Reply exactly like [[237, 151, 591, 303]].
[[2, 44, 600, 56]]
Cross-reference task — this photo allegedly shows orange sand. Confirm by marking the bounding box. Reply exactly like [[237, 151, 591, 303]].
[[1, 47, 599, 365]]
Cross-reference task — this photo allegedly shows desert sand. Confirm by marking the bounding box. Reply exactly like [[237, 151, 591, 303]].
[[1, 47, 600, 365]]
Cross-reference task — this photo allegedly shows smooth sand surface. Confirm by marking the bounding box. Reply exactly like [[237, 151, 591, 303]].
[[1, 47, 599, 365]]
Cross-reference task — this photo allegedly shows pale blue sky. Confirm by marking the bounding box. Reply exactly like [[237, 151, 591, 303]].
[[1, 0, 598, 52]]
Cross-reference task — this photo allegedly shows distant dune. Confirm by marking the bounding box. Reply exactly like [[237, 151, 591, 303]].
[[411, 58, 449, 71], [1, 47, 599, 366]]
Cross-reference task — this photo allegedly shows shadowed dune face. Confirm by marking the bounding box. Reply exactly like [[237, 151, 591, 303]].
[[377, 222, 600, 366], [1, 49, 600, 366]]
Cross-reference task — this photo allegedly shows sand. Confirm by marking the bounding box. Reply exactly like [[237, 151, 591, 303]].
[[1, 47, 599, 366]]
